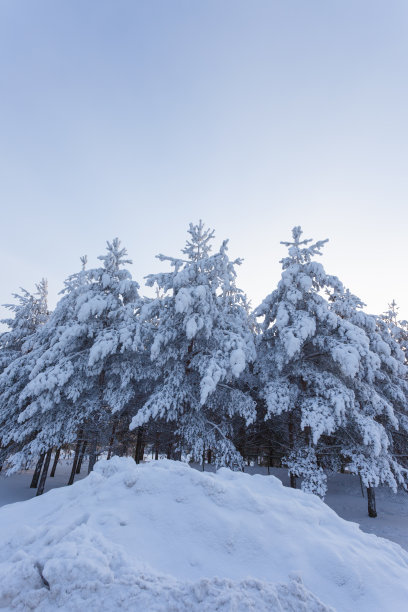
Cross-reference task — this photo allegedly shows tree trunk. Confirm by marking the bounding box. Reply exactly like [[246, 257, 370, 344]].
[[106, 422, 117, 460], [207, 449, 212, 465], [76, 440, 87, 474], [155, 432, 159, 460], [50, 448, 61, 477], [359, 475, 365, 498], [288, 414, 297, 488], [202, 446, 206, 471], [134, 427, 144, 464], [87, 436, 97, 474], [67, 436, 82, 485], [367, 486, 377, 518], [36, 449, 52, 496], [30, 453, 45, 488], [119, 439, 128, 457]]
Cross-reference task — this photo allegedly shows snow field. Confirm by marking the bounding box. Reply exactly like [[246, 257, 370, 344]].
[[1, 458, 408, 610]]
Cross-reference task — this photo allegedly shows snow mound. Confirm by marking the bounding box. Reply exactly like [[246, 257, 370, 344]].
[[0, 458, 408, 611]]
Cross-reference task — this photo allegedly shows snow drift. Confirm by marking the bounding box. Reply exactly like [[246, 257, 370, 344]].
[[1, 458, 408, 611]]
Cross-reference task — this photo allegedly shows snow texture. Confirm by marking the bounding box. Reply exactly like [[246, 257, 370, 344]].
[[255, 227, 408, 497], [1, 458, 408, 611], [133, 221, 256, 467]]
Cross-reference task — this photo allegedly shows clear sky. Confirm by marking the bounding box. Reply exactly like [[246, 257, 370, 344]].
[[1, 1, 407, 324]]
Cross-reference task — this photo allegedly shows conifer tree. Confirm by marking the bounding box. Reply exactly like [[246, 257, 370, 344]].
[[329, 289, 408, 515], [0, 280, 49, 468], [130, 221, 256, 467], [380, 300, 408, 364], [256, 227, 408, 504], [0, 279, 48, 372], [2, 240, 143, 474]]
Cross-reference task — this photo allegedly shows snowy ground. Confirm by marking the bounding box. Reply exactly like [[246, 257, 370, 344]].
[[194, 463, 408, 553], [1, 457, 408, 611], [2, 457, 408, 552], [0, 455, 89, 507]]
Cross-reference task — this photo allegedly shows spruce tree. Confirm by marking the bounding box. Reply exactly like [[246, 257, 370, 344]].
[[329, 289, 408, 514], [256, 227, 408, 504], [130, 221, 256, 467], [0, 280, 49, 469], [3, 240, 143, 474]]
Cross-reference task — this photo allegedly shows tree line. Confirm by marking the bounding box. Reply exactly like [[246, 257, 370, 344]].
[[0, 222, 407, 517]]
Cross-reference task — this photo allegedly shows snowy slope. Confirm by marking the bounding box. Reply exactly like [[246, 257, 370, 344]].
[[1, 458, 408, 611]]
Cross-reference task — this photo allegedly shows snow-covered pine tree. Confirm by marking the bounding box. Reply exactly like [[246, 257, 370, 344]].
[[130, 221, 256, 468], [0, 279, 48, 372], [380, 300, 408, 364], [255, 227, 408, 506], [2, 240, 144, 476], [329, 290, 408, 515], [0, 280, 49, 469]]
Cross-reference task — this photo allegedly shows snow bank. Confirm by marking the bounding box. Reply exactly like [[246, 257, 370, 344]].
[[1, 458, 408, 611]]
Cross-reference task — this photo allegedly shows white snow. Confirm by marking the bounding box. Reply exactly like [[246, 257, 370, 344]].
[[229, 348, 246, 377], [175, 288, 192, 314], [1, 458, 408, 611], [185, 316, 198, 339]]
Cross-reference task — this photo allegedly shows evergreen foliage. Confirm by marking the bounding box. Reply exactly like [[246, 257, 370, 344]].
[[0, 223, 406, 517], [130, 221, 256, 467], [255, 227, 408, 496], [1, 240, 143, 472]]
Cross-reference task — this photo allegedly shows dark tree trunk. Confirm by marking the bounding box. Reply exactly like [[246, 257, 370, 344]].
[[367, 486, 377, 518], [134, 427, 144, 464], [174, 449, 182, 461], [87, 436, 97, 474], [30, 453, 45, 488], [207, 449, 212, 465], [155, 432, 160, 460], [68, 436, 82, 485], [359, 475, 365, 498], [202, 446, 206, 471], [106, 422, 117, 460], [288, 416, 295, 450], [50, 448, 61, 477], [36, 449, 52, 496], [288, 414, 297, 488], [76, 440, 87, 474]]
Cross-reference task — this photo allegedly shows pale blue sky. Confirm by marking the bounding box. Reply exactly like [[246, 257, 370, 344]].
[[1, 1, 407, 322]]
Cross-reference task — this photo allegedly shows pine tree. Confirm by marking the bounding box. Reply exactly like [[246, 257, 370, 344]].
[[255, 227, 408, 504], [380, 300, 408, 364], [0, 279, 48, 372], [130, 221, 256, 467], [329, 289, 408, 513], [0, 280, 49, 469], [2, 240, 144, 474]]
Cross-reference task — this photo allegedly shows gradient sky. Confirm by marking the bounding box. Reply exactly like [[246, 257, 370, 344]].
[[1, 1, 407, 326]]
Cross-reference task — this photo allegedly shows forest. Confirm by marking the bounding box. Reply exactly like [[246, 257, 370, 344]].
[[1, 221, 407, 518]]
